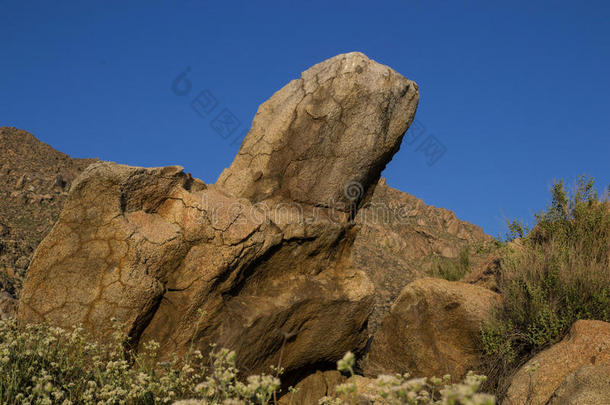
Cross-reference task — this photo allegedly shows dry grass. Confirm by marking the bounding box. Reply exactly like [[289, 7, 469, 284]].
[[481, 176, 610, 398]]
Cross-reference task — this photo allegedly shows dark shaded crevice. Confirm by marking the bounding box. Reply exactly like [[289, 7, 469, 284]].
[[218, 241, 285, 300], [280, 360, 339, 394], [124, 287, 165, 354]]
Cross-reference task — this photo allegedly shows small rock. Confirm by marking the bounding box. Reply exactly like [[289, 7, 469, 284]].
[[0, 222, 9, 237], [278, 370, 345, 405], [15, 174, 26, 189], [463, 254, 501, 292], [53, 174, 66, 189], [15, 256, 30, 270]]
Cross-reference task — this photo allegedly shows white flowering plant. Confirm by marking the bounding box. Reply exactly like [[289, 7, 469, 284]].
[[0, 318, 278, 405], [0, 318, 494, 405], [320, 352, 496, 405]]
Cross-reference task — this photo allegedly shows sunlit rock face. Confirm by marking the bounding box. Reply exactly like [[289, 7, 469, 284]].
[[19, 52, 421, 377]]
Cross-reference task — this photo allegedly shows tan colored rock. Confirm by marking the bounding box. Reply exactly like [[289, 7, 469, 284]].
[[353, 179, 493, 331], [217, 52, 419, 213], [504, 320, 610, 405], [278, 370, 345, 405], [364, 278, 500, 379], [19, 161, 374, 376], [15, 174, 26, 190], [546, 364, 610, 405], [464, 239, 523, 293], [19, 53, 421, 379]]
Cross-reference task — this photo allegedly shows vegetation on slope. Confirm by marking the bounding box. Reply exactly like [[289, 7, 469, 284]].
[[481, 176, 610, 396]]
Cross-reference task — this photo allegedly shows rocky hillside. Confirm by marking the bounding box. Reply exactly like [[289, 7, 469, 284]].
[[353, 178, 492, 330], [0, 127, 96, 299]]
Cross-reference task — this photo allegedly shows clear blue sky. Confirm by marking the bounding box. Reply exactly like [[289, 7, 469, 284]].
[[2, 0, 609, 237]]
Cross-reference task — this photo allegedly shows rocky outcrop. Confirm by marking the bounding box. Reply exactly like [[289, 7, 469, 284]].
[[18, 52, 419, 379], [546, 364, 610, 405], [504, 320, 610, 405], [364, 278, 500, 379], [353, 179, 493, 331], [217, 52, 419, 214], [0, 127, 96, 298]]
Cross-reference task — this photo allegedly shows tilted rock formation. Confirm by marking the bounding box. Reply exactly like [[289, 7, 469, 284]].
[[18, 52, 419, 379], [504, 320, 610, 405], [0, 127, 96, 299], [217, 52, 419, 214], [364, 278, 500, 379]]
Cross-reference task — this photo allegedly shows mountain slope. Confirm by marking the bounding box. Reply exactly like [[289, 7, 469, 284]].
[[353, 178, 493, 331], [0, 127, 97, 297]]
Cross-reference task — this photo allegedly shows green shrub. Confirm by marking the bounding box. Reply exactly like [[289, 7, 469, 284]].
[[428, 247, 471, 281], [481, 176, 610, 396]]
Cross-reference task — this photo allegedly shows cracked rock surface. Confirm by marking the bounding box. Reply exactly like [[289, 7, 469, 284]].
[[217, 52, 419, 213], [18, 52, 419, 378]]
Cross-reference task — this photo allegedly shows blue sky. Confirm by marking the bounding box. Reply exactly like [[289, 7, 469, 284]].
[[2, 0, 609, 237]]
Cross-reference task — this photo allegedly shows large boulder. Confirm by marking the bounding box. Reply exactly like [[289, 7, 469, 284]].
[[364, 278, 500, 379], [504, 320, 610, 405], [18, 52, 419, 379], [546, 364, 610, 405]]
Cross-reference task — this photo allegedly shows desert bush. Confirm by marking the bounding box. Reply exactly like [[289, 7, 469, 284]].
[[428, 247, 471, 281], [481, 176, 610, 396], [0, 317, 495, 404], [0, 318, 279, 404], [320, 352, 495, 405]]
